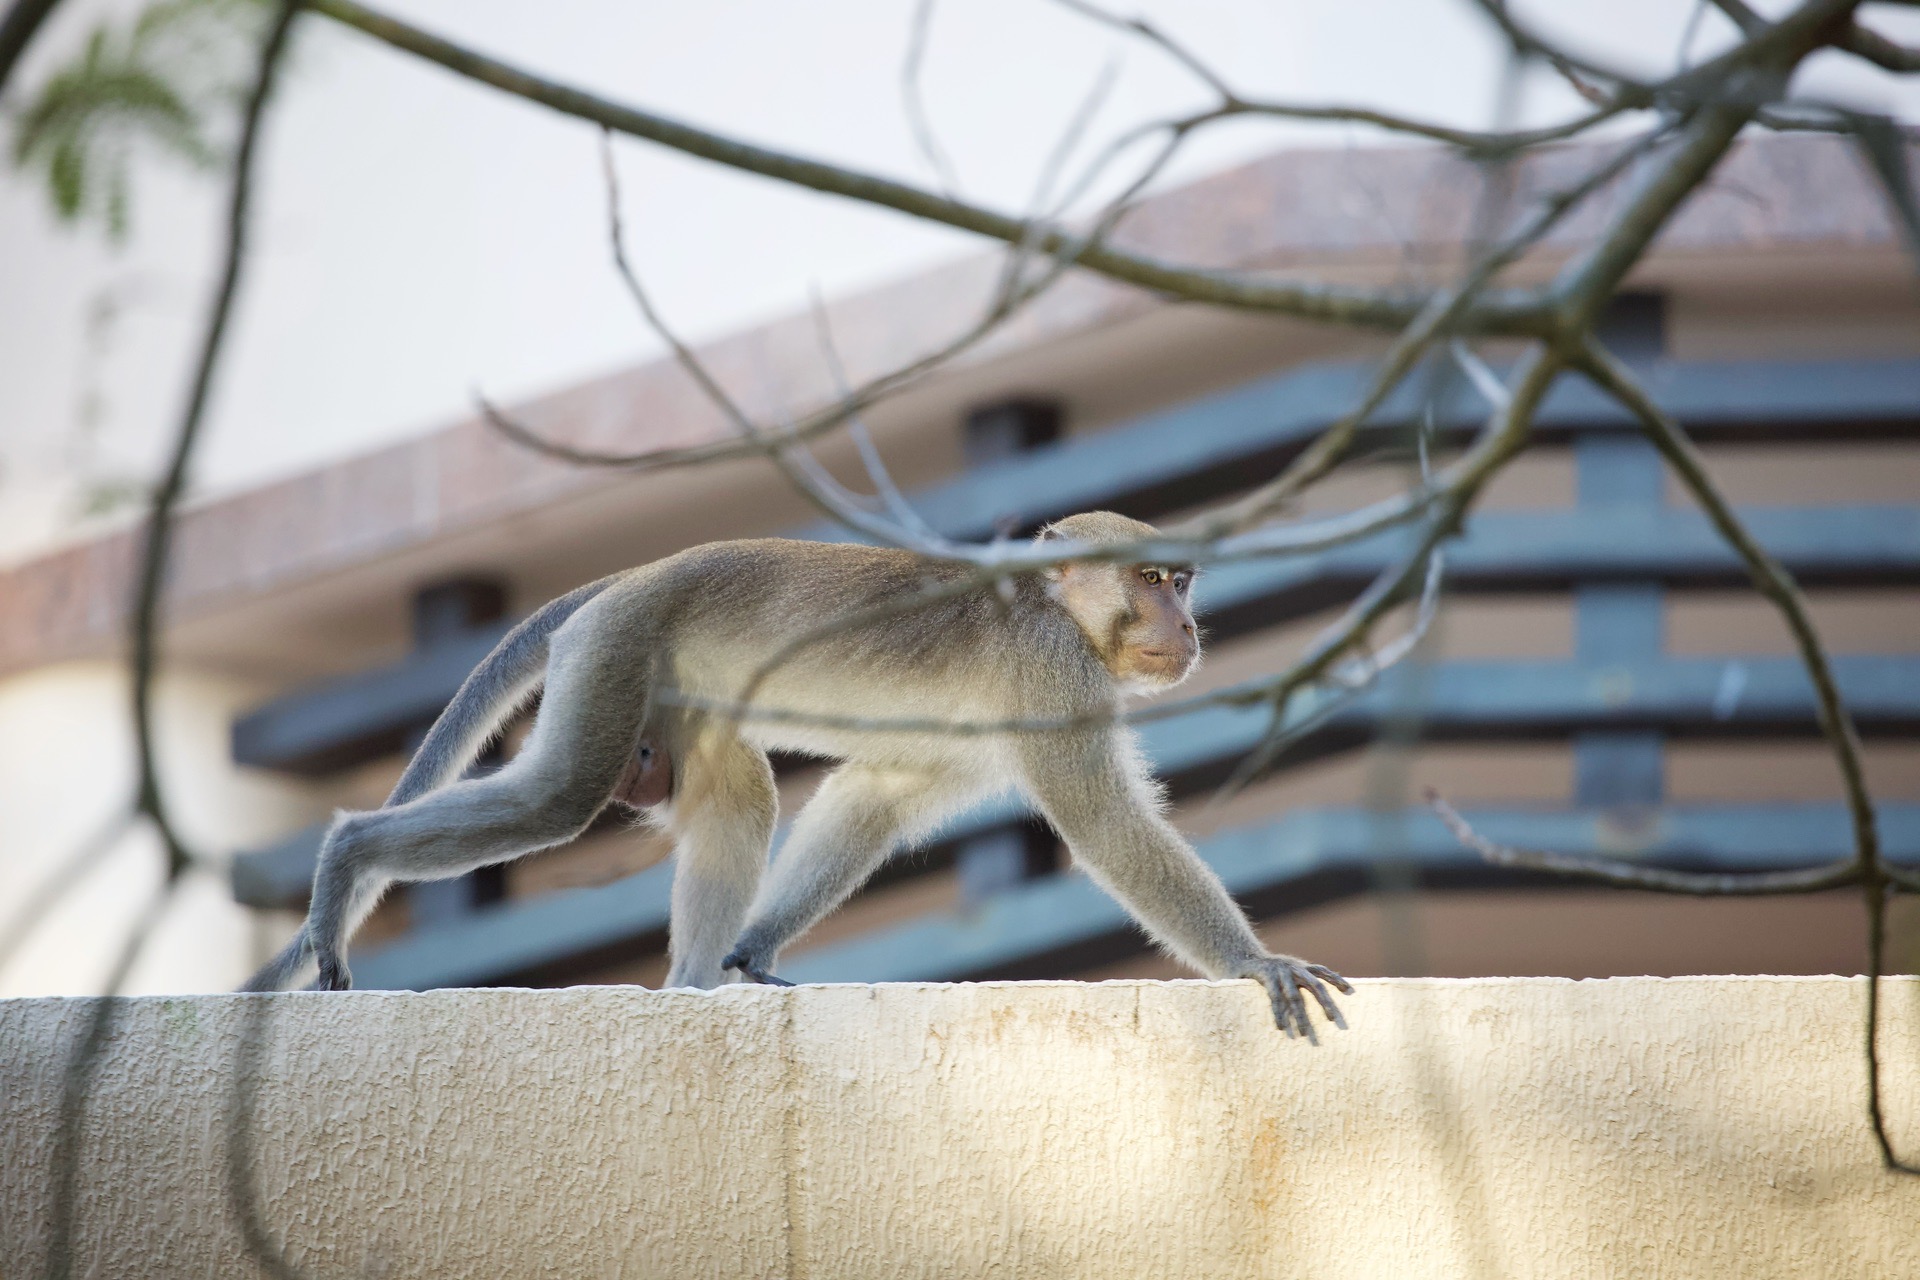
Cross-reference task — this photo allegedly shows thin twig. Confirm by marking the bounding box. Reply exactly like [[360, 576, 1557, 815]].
[[1710, 0, 1920, 75], [1177, 124, 1670, 544], [482, 101, 1193, 541], [1210, 543, 1448, 805], [1427, 789, 1863, 894], [1576, 346, 1884, 900], [805, 285, 938, 539], [1050, 0, 1633, 155], [900, 0, 963, 198]]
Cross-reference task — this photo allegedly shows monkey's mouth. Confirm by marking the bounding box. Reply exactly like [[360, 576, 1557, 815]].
[[1137, 648, 1196, 664], [1129, 648, 1198, 687]]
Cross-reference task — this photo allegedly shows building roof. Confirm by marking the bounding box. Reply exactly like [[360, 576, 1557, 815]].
[[0, 132, 1907, 681]]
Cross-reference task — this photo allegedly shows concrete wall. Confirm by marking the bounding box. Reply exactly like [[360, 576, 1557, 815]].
[[6, 977, 1920, 1278]]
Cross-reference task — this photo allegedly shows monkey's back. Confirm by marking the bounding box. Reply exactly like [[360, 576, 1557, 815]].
[[571, 537, 1112, 767]]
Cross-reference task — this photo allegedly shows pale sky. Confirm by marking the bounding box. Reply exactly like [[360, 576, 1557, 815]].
[[3, 0, 1917, 563]]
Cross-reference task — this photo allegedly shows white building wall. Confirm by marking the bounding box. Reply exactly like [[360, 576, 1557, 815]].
[[0, 662, 323, 996]]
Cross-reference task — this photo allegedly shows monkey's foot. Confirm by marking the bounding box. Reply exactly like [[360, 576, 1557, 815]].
[[721, 950, 795, 987], [1241, 955, 1351, 1043], [314, 957, 354, 992]]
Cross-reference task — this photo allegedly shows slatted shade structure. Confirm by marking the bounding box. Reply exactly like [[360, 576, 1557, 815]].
[[226, 334, 1920, 990]]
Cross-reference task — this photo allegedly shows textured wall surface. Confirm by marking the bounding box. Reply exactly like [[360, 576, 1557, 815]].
[[4, 977, 1919, 1278]]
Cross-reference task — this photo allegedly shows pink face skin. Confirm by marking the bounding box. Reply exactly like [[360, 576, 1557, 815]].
[[1051, 561, 1201, 691]]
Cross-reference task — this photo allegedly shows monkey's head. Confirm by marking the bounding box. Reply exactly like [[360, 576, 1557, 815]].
[[1040, 511, 1200, 692]]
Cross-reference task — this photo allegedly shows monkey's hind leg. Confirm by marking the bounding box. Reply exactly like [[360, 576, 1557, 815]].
[[661, 725, 777, 990], [306, 620, 658, 990], [304, 813, 396, 992], [723, 765, 972, 986]]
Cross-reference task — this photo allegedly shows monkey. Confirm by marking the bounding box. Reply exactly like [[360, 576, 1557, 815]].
[[243, 511, 1351, 1039]]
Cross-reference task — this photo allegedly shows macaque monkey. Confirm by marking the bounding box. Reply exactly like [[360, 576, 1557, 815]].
[[245, 512, 1350, 1039]]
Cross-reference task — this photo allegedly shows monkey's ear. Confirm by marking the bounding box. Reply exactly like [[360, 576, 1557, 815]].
[[1036, 525, 1065, 581]]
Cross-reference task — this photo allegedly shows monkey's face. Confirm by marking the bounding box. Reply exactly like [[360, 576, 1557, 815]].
[[1050, 561, 1201, 691]]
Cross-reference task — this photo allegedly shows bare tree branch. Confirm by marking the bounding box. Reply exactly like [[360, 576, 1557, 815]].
[[900, 0, 963, 198], [1839, 22, 1920, 71], [1178, 125, 1671, 543], [1711, 0, 1920, 73], [1054, 0, 1641, 155], [0, 0, 62, 95], [128, 0, 298, 882], [1468, 0, 1655, 99], [1427, 790, 1865, 894], [804, 285, 939, 540], [1577, 343, 1882, 886]]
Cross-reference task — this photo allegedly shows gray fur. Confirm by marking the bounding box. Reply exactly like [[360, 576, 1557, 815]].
[[239, 516, 1350, 1038], [240, 575, 616, 993]]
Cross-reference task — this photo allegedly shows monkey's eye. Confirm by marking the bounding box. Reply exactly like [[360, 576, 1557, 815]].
[[1140, 568, 1164, 587], [1172, 571, 1192, 593]]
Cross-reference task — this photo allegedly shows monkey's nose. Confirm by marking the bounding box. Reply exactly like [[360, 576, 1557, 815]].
[[1181, 621, 1195, 635]]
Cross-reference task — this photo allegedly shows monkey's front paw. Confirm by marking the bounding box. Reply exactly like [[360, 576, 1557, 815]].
[[1239, 954, 1351, 1043], [721, 948, 795, 987], [315, 956, 353, 992]]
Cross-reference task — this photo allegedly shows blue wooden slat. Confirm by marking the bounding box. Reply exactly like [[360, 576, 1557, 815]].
[[1193, 504, 1920, 628], [1142, 655, 1920, 775], [806, 355, 1920, 543], [231, 622, 511, 774], [354, 861, 674, 991], [229, 820, 330, 909], [779, 802, 1920, 985], [1572, 430, 1666, 806]]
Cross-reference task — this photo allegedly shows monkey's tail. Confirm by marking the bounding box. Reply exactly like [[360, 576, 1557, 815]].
[[384, 575, 618, 809], [240, 927, 312, 993]]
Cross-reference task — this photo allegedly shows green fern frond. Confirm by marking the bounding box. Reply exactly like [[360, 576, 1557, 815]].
[[8, 0, 274, 242]]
